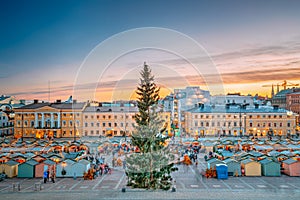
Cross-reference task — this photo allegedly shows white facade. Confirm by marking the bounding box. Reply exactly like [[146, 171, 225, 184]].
[[211, 93, 254, 106], [0, 111, 13, 137]]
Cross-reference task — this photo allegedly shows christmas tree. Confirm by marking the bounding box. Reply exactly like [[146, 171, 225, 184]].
[[125, 62, 177, 190]]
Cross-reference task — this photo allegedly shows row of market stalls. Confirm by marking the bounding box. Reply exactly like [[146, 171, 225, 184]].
[[0, 136, 123, 179], [0, 151, 92, 178], [204, 137, 300, 177]]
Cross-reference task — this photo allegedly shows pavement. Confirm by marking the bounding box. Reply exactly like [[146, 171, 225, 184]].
[[0, 153, 300, 199]]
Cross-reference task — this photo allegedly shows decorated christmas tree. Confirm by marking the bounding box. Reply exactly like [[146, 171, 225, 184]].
[[125, 62, 177, 190]]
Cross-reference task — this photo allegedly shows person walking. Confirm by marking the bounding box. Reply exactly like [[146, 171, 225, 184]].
[[43, 171, 48, 183], [50, 170, 55, 183]]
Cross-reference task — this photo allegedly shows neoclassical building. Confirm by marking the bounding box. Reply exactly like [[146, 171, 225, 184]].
[[14, 100, 86, 139], [82, 103, 171, 137], [185, 104, 298, 137]]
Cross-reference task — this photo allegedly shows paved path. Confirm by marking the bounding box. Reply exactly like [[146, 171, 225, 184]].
[[1, 153, 300, 199]]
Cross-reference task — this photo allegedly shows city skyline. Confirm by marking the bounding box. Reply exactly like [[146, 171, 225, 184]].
[[1, 0, 300, 101]]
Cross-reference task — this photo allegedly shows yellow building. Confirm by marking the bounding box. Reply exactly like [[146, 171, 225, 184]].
[[185, 104, 297, 137], [14, 100, 86, 139], [82, 104, 171, 137]]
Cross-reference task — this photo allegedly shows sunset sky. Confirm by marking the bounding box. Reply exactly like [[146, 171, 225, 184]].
[[1, 0, 300, 102]]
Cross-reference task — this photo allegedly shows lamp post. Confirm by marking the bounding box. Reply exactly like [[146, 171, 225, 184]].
[[243, 114, 247, 137], [73, 112, 76, 142]]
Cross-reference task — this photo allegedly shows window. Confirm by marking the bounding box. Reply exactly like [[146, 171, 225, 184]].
[[200, 115, 203, 119], [249, 115, 252, 119], [201, 122, 204, 126], [114, 123, 117, 127], [234, 122, 237, 127], [279, 115, 282, 118], [96, 130, 99, 135], [63, 121, 66, 127], [114, 115, 117, 119], [206, 122, 209, 127], [274, 123, 277, 127], [287, 122, 291, 127], [97, 115, 100, 119], [120, 123, 124, 127], [31, 121, 34, 127], [249, 122, 253, 127], [97, 123, 100, 127], [108, 123, 111, 127], [257, 115, 260, 118], [195, 121, 198, 127], [212, 122, 215, 127], [24, 120, 28, 127], [280, 123, 282, 127], [195, 115, 198, 119], [268, 123, 271, 127], [103, 115, 106, 119], [90, 130, 94, 135], [91, 115, 94, 119], [85, 122, 88, 127], [217, 122, 220, 126], [70, 130, 73, 135], [91, 123, 94, 127], [114, 131, 117, 135], [257, 123, 260, 127], [102, 123, 106, 127], [69, 121, 73, 127]]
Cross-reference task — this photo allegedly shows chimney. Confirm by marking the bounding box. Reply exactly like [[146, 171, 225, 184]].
[[33, 99, 38, 104]]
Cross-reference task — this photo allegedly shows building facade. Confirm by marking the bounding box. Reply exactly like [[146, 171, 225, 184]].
[[82, 103, 171, 137], [286, 92, 300, 128], [14, 100, 86, 139], [0, 111, 14, 137], [162, 86, 210, 134], [185, 104, 297, 137]]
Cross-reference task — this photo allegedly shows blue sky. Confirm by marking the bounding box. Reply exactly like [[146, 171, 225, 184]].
[[1, 0, 300, 101]]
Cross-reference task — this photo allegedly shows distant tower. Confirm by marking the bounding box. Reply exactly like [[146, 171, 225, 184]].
[[271, 84, 274, 98]]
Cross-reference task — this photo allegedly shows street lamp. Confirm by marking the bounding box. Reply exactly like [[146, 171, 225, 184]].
[[73, 112, 76, 142], [243, 114, 247, 137]]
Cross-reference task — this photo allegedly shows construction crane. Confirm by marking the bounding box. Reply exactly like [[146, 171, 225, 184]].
[[262, 80, 299, 97]]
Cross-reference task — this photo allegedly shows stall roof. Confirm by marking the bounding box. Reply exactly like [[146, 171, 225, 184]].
[[4, 160, 19, 166], [282, 158, 298, 165]]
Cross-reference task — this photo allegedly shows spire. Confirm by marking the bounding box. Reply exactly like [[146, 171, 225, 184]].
[[271, 84, 274, 98]]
